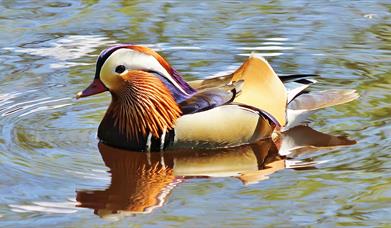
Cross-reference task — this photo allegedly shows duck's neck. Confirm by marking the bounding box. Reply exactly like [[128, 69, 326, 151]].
[[98, 74, 182, 151]]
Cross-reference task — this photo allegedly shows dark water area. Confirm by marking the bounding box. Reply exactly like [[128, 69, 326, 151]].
[[0, 1, 390, 226]]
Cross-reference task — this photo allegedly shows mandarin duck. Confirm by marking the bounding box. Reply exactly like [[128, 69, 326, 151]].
[[76, 44, 358, 151]]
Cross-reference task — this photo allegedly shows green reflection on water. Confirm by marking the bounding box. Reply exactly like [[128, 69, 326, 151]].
[[0, 0, 390, 227]]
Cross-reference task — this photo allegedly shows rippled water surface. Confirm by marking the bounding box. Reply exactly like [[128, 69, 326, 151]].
[[0, 1, 390, 227]]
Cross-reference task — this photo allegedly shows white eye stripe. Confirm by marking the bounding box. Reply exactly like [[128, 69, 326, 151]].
[[100, 48, 190, 95]]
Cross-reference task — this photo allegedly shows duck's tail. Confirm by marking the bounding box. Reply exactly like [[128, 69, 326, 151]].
[[283, 88, 359, 131]]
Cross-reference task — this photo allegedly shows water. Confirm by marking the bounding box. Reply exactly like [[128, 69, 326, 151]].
[[0, 0, 390, 226]]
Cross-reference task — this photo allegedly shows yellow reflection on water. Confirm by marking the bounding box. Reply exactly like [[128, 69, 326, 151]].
[[76, 125, 355, 220]]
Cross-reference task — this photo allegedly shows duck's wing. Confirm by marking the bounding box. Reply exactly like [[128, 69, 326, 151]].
[[172, 74, 276, 149], [230, 55, 287, 126], [179, 80, 243, 114], [170, 56, 288, 150], [172, 104, 274, 149]]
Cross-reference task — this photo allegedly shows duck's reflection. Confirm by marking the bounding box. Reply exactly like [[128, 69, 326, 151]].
[[76, 125, 355, 218]]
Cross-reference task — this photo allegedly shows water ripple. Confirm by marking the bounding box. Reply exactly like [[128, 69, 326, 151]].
[[0, 0, 389, 226], [9, 200, 81, 214], [3, 35, 115, 69]]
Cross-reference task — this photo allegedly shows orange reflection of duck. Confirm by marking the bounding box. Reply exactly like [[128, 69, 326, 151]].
[[76, 125, 355, 219]]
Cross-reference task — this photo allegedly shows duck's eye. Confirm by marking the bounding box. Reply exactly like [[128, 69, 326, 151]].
[[115, 65, 126, 74]]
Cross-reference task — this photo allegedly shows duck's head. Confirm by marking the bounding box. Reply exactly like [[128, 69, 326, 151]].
[[76, 44, 196, 141], [76, 44, 195, 100]]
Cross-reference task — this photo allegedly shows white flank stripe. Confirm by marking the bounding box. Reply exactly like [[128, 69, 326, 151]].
[[160, 127, 167, 151], [146, 133, 152, 152]]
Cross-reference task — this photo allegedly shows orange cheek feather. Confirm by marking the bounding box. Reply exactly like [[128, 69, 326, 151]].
[[107, 70, 181, 140]]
